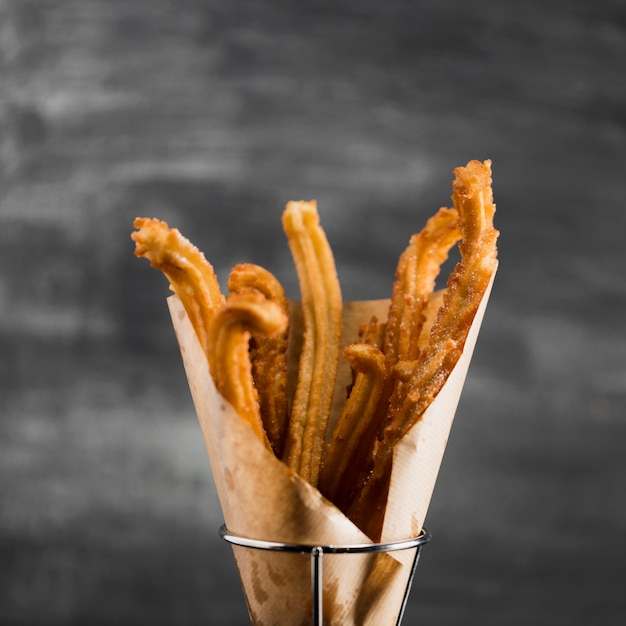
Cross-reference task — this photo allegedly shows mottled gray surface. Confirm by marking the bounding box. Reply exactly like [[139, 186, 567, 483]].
[[1, 0, 625, 624]]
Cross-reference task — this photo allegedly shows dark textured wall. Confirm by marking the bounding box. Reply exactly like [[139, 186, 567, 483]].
[[1, 1, 625, 624]]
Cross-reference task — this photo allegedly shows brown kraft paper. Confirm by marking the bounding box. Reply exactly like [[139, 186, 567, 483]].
[[167, 266, 496, 625]]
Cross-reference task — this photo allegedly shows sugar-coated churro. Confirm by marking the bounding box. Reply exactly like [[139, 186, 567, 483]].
[[347, 160, 499, 539]]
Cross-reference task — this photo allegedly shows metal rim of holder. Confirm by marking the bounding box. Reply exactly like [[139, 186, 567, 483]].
[[219, 523, 432, 626]]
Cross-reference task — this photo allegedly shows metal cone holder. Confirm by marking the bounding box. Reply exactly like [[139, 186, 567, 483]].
[[220, 524, 432, 626]]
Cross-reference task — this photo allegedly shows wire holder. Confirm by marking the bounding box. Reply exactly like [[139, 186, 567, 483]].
[[220, 523, 432, 626]]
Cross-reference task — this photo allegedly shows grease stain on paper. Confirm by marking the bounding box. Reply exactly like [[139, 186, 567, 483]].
[[224, 467, 235, 491], [250, 558, 269, 605], [323, 577, 344, 623], [266, 560, 287, 588], [411, 513, 421, 537]]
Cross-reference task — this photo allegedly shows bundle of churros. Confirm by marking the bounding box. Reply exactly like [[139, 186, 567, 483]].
[[131, 159, 498, 625]]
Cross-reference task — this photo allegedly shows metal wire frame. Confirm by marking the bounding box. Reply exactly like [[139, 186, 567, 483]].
[[220, 524, 432, 626]]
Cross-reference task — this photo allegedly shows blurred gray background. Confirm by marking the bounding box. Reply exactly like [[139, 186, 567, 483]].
[[1, 0, 624, 624]]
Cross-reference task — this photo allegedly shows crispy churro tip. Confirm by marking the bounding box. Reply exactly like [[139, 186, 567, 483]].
[[131, 217, 225, 357]]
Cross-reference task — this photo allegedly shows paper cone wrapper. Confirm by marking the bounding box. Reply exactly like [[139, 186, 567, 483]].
[[168, 268, 495, 626]]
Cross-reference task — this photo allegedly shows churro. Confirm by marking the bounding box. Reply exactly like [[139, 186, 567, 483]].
[[206, 292, 288, 448], [131, 217, 224, 357], [281, 201, 343, 487], [228, 263, 290, 457]]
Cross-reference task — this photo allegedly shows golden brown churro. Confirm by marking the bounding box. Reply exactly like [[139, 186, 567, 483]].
[[383, 207, 461, 367], [318, 343, 387, 507], [206, 292, 288, 448], [228, 263, 290, 457], [387, 160, 498, 444], [131, 218, 224, 357], [281, 201, 343, 487], [321, 206, 461, 526], [347, 160, 499, 539]]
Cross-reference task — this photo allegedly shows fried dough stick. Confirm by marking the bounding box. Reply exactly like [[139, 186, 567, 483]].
[[131, 218, 225, 357], [384, 207, 461, 366], [318, 343, 387, 506], [207, 292, 288, 448], [387, 160, 498, 443], [348, 160, 499, 539], [281, 201, 343, 487], [322, 207, 461, 522], [228, 263, 290, 458]]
